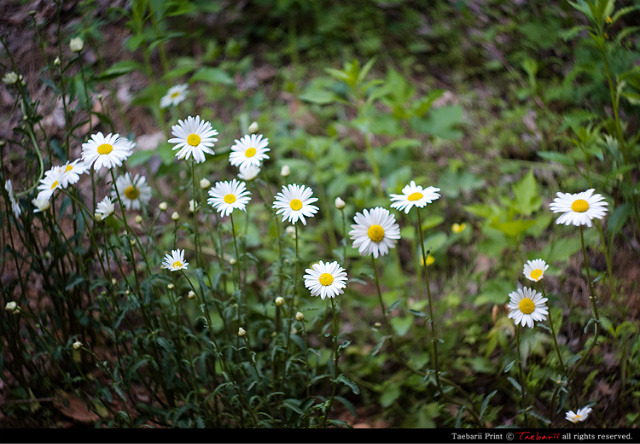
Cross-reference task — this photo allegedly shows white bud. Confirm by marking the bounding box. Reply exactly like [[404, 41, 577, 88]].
[[53, 57, 61, 66], [5, 301, 17, 312], [199, 178, 211, 189], [69, 37, 84, 52], [187, 290, 196, 299], [167, 283, 175, 290], [334, 197, 345, 210], [135, 215, 143, 224], [275, 296, 285, 307], [158, 202, 168, 211], [237, 327, 246, 337], [2, 72, 18, 85], [189, 199, 198, 213], [72, 341, 82, 350], [248, 122, 259, 133], [285, 226, 296, 238], [171, 211, 180, 221], [295, 312, 304, 321], [280, 165, 290, 177]]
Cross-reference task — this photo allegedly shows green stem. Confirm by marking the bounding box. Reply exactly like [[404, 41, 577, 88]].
[[323, 297, 340, 427]]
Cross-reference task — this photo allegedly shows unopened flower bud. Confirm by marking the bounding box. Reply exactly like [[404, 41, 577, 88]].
[[248, 122, 259, 133], [199, 178, 211, 189], [187, 290, 196, 299], [295, 312, 304, 321], [285, 226, 296, 238], [275, 296, 285, 306], [280, 165, 290, 177], [334, 197, 345, 210], [69, 37, 84, 52], [135, 215, 143, 224], [73, 341, 82, 350], [2, 71, 18, 85], [53, 57, 61, 66], [5, 301, 17, 312], [238, 327, 246, 337], [158, 202, 168, 211], [171, 211, 180, 221], [167, 283, 175, 290]]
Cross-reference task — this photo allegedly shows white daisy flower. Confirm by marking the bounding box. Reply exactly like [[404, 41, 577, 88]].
[[507, 286, 548, 328], [32, 194, 51, 213], [168, 115, 218, 164], [162, 249, 189, 272], [54, 159, 89, 188], [160, 84, 188, 109], [549, 189, 608, 228], [566, 406, 593, 423], [389, 181, 441, 214], [207, 179, 251, 217], [304, 260, 348, 300], [349, 207, 401, 258], [523, 259, 549, 282], [237, 163, 260, 181], [229, 134, 270, 169], [111, 173, 152, 211], [36, 168, 64, 201], [81, 132, 134, 171], [95, 196, 115, 220], [272, 183, 319, 225], [5, 180, 21, 218]]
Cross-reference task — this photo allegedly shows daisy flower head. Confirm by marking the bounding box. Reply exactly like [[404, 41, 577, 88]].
[[549, 189, 608, 228], [349, 207, 401, 258], [162, 249, 188, 272], [229, 134, 270, 169], [160, 84, 188, 109], [95, 196, 115, 221], [523, 259, 549, 282], [55, 159, 89, 188], [237, 163, 261, 181], [565, 406, 593, 423], [272, 183, 319, 225], [5, 180, 21, 218], [168, 115, 218, 164], [81, 132, 134, 171], [390, 181, 441, 214], [36, 167, 64, 201], [207, 179, 251, 217], [507, 286, 548, 328], [32, 194, 51, 213], [111, 173, 152, 211], [304, 260, 348, 300]]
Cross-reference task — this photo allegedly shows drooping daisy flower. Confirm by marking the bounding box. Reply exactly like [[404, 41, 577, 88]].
[[56, 159, 88, 188], [565, 406, 593, 423], [304, 260, 348, 300], [229, 134, 270, 169], [4, 180, 21, 218], [523, 259, 549, 282], [32, 194, 50, 213], [36, 168, 64, 201], [162, 249, 188, 272], [160, 84, 188, 109], [507, 286, 548, 328], [111, 173, 152, 211], [390, 181, 441, 214], [237, 163, 260, 181], [81, 132, 134, 171], [207, 179, 251, 217], [168, 115, 218, 164], [549, 189, 608, 228], [272, 183, 319, 225], [95, 196, 115, 220], [349, 207, 401, 258]]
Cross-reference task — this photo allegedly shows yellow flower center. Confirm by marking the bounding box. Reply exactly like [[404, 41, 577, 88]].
[[530, 269, 543, 281], [245, 147, 257, 157], [368, 224, 385, 242], [289, 198, 303, 211], [65, 164, 73, 172], [187, 133, 201, 147], [97, 143, 113, 155], [224, 194, 236, 204], [519, 298, 535, 315], [171, 92, 180, 98], [576, 414, 581, 419], [571, 199, 589, 213], [452, 223, 466, 233], [172, 261, 182, 269], [51, 180, 59, 189], [124, 185, 140, 200], [422, 254, 435, 266], [319, 273, 334, 286], [407, 192, 423, 201]]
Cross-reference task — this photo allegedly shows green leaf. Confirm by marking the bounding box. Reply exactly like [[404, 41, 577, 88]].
[[480, 390, 498, 419], [95, 60, 143, 80], [191, 66, 234, 86], [512, 169, 541, 216], [335, 374, 359, 395], [298, 89, 338, 105]]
